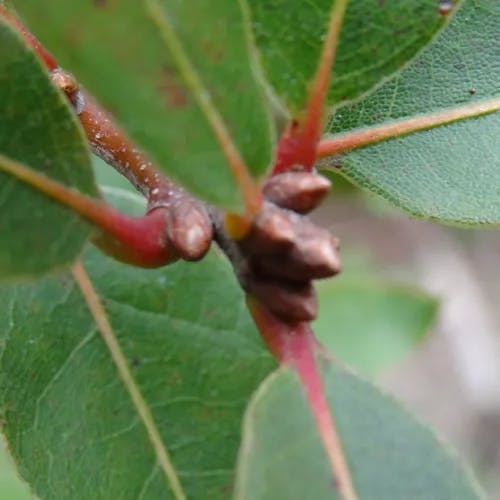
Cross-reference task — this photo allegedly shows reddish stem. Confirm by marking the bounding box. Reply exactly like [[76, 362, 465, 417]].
[[0, 152, 177, 267], [77, 89, 176, 210], [272, 0, 349, 175], [247, 297, 357, 500], [0, 6, 58, 70], [0, 7, 181, 212], [0, 10, 213, 264]]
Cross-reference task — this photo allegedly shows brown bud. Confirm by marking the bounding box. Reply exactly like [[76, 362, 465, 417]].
[[240, 202, 298, 255], [252, 233, 340, 282], [287, 225, 341, 278], [263, 172, 331, 214], [166, 197, 213, 261], [247, 276, 317, 323]]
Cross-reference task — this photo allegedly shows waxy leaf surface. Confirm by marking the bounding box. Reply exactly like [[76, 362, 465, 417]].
[[250, 0, 447, 112], [13, 0, 274, 211], [235, 355, 481, 500], [315, 279, 438, 376], [0, 18, 96, 279], [324, 0, 500, 224]]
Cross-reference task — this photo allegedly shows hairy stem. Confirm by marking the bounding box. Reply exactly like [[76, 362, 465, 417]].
[[72, 261, 187, 500], [317, 98, 500, 158]]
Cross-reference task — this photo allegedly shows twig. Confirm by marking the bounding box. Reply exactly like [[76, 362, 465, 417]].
[[0, 9, 213, 264]]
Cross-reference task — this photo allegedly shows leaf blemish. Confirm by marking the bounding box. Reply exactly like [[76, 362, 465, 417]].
[[160, 66, 190, 108]]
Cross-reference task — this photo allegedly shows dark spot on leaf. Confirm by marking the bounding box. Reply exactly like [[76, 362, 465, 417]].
[[160, 66, 190, 108], [131, 356, 141, 368], [202, 41, 225, 64], [468, 87, 476, 95], [93, 0, 108, 6]]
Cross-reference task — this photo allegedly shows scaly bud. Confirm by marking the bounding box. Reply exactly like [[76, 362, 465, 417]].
[[165, 197, 213, 261], [246, 277, 317, 323], [240, 202, 298, 254], [263, 172, 331, 213]]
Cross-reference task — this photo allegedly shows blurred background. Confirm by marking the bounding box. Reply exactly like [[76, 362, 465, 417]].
[[1, 162, 499, 498]]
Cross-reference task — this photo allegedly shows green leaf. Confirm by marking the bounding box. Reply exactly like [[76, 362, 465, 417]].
[[324, 0, 500, 224], [250, 0, 447, 112], [13, 0, 274, 211], [0, 18, 96, 280], [314, 279, 438, 376], [0, 438, 30, 500], [0, 189, 275, 499], [235, 354, 482, 500]]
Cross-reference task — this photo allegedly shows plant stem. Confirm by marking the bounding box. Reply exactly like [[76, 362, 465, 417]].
[[0, 6, 58, 70], [247, 298, 358, 500], [72, 261, 187, 500], [0, 153, 181, 267], [0, 7, 186, 212], [317, 98, 500, 158], [68, 81, 178, 212], [273, 0, 350, 174]]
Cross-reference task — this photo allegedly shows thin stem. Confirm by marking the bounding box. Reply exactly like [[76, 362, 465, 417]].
[[0, 8, 185, 212], [0, 6, 58, 70], [0, 153, 178, 267], [72, 261, 187, 500], [247, 298, 358, 500], [146, 0, 262, 218], [273, 0, 350, 174], [70, 83, 177, 211], [317, 98, 500, 158], [302, 0, 350, 148]]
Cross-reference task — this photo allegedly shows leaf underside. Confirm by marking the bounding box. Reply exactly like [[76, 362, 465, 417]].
[[324, 0, 500, 225], [0, 18, 96, 279]]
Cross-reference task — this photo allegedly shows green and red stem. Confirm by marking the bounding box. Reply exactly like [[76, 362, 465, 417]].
[[272, 0, 349, 175], [1, 7, 212, 266], [247, 298, 357, 500]]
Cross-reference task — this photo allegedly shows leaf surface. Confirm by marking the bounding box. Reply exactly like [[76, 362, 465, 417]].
[[0, 18, 96, 279], [0, 438, 30, 500], [250, 0, 447, 112], [13, 0, 274, 211], [235, 354, 482, 500], [323, 0, 500, 224], [0, 188, 275, 499], [315, 279, 438, 376]]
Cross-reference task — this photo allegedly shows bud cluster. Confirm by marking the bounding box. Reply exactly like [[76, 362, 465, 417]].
[[214, 172, 341, 323]]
